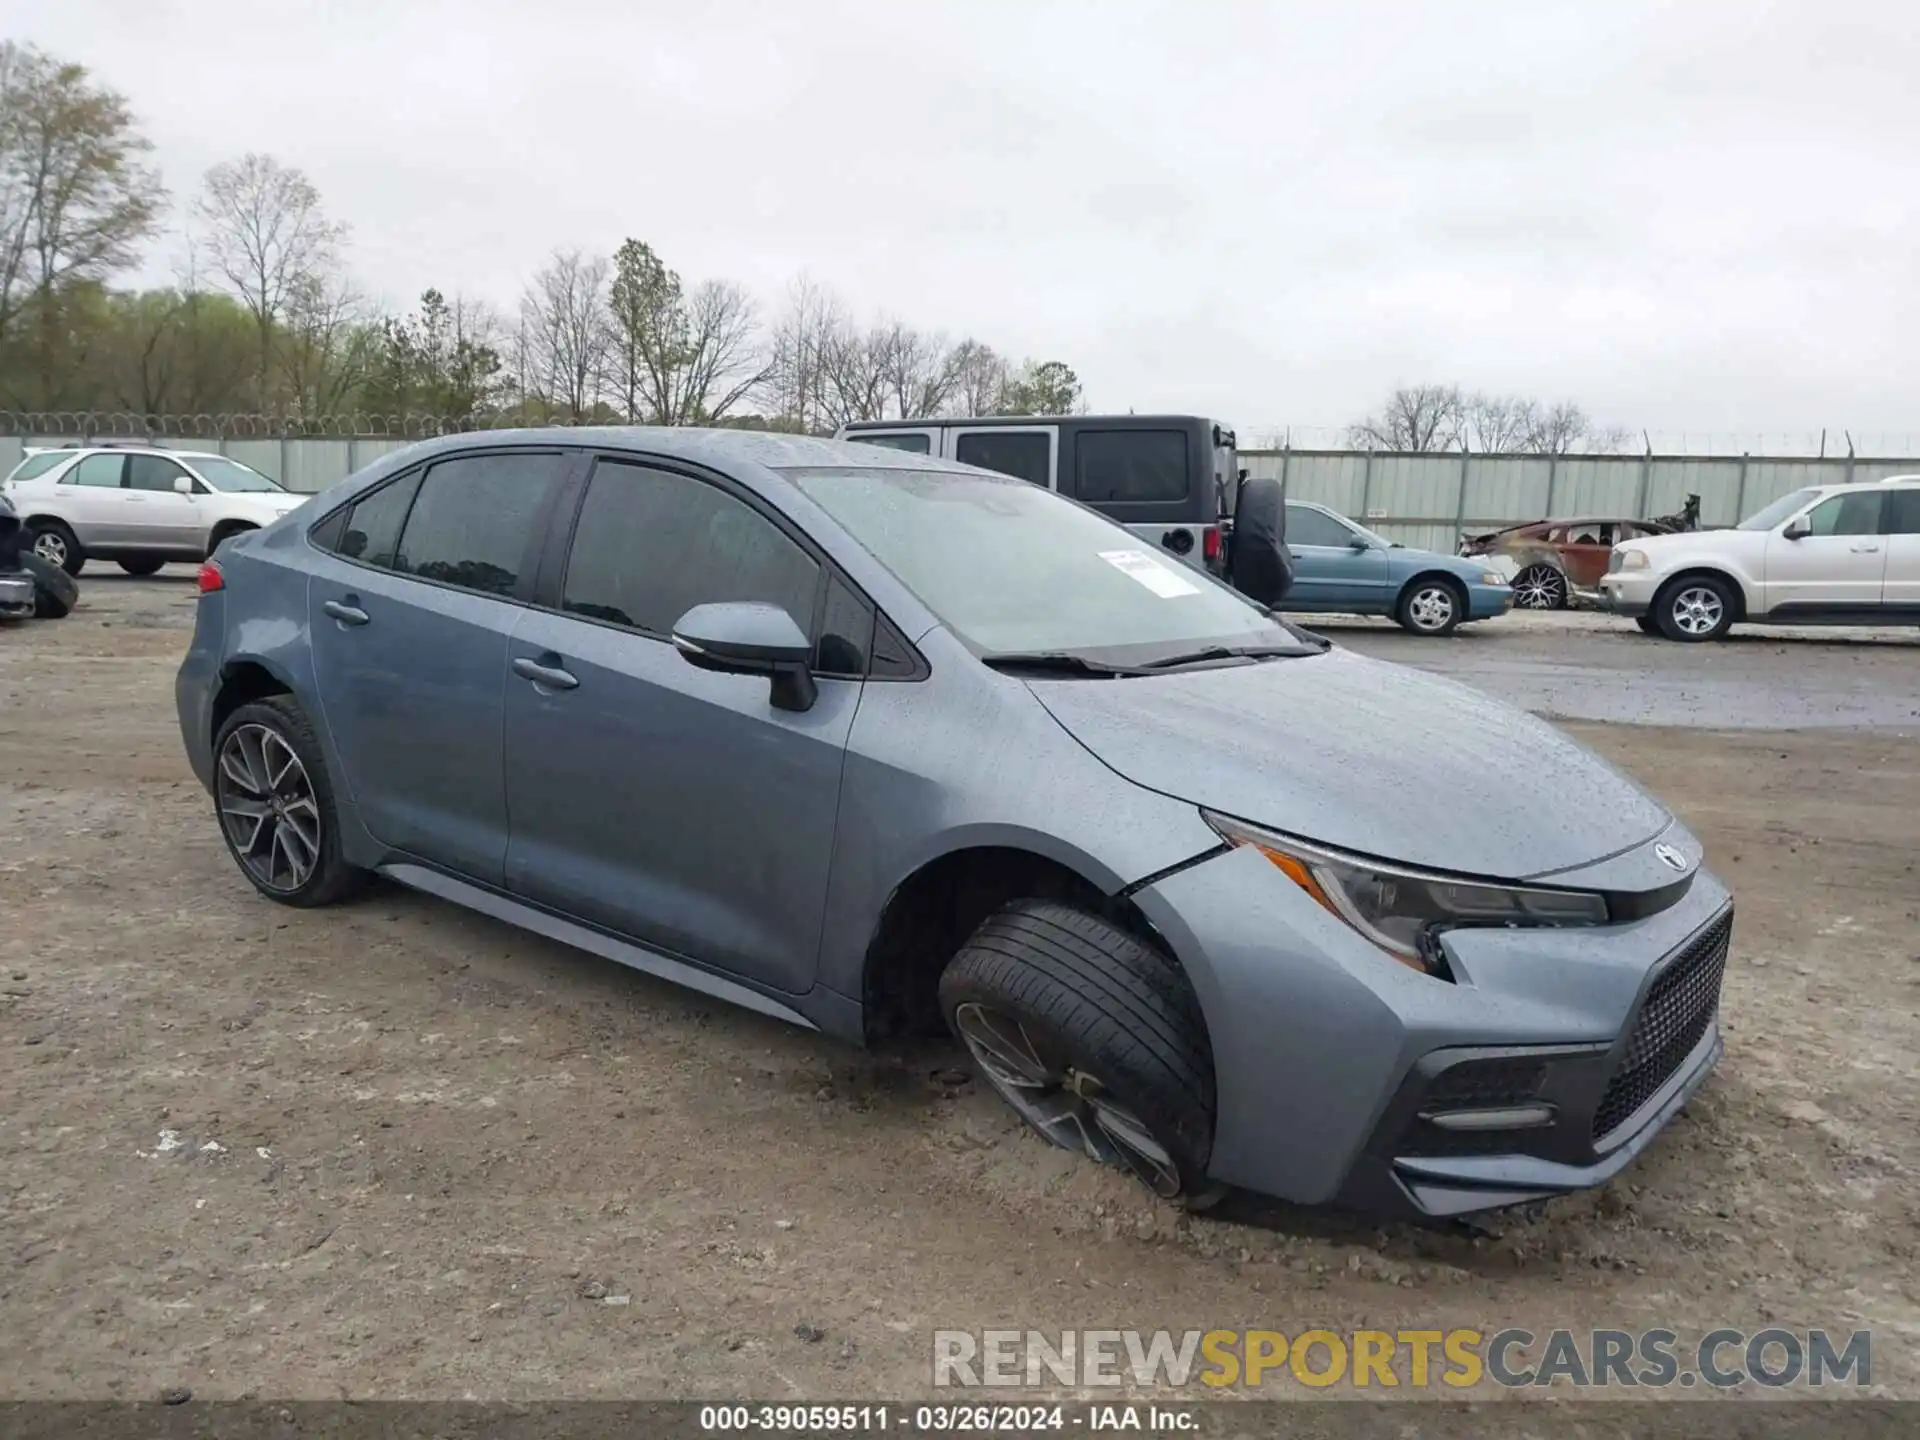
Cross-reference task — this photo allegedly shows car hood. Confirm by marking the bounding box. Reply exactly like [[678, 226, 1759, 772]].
[[1025, 647, 1670, 881]]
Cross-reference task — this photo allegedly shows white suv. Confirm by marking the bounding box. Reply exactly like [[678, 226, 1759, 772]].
[[3, 443, 308, 576], [1600, 475, 1920, 640]]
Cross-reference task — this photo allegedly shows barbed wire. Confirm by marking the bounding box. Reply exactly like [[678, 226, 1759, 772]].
[[1248, 425, 1920, 458], [0, 410, 651, 440], [5, 411, 1919, 460]]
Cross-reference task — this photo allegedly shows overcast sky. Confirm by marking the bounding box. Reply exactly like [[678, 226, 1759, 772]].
[[17, 0, 1918, 443]]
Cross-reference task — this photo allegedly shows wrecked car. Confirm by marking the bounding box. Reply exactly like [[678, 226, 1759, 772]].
[[1459, 496, 1701, 610]]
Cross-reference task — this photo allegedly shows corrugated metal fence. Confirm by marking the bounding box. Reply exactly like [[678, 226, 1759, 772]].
[[5, 428, 1917, 550], [1241, 449, 1920, 551]]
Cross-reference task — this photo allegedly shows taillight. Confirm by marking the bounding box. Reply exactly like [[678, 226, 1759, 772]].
[[196, 560, 224, 593], [1202, 526, 1222, 563]]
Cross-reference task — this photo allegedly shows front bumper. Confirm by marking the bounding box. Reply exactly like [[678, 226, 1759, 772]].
[[1465, 582, 1515, 620], [0, 571, 35, 618], [1598, 572, 1659, 619], [1132, 842, 1733, 1219]]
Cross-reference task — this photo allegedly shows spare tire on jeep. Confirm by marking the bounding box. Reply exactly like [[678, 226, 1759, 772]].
[[21, 552, 78, 619], [1226, 474, 1293, 606]]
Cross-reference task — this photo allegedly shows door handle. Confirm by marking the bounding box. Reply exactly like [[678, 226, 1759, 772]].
[[323, 599, 370, 626], [512, 656, 579, 691], [1849, 543, 1881, 553]]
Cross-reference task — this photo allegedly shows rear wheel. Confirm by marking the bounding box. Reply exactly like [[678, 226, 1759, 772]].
[[27, 520, 84, 576], [20, 553, 77, 618], [1633, 615, 1661, 636], [213, 697, 368, 907], [939, 900, 1220, 1207], [1395, 577, 1465, 637], [1512, 563, 1567, 610], [118, 556, 166, 576], [1655, 576, 1736, 642]]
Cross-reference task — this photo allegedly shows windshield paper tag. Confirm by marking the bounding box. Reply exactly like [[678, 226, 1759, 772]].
[[1098, 549, 1202, 598]]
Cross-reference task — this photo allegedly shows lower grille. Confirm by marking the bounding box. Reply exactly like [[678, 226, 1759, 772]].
[[1592, 907, 1732, 1141], [1423, 1057, 1547, 1111]]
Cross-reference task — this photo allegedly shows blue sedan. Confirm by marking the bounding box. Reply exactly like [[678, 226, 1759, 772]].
[[1282, 501, 1514, 636]]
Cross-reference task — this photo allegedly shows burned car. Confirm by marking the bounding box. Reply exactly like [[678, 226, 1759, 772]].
[[1460, 496, 1701, 610]]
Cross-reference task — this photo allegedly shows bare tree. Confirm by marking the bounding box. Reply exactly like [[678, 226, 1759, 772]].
[[1348, 384, 1463, 452], [194, 153, 347, 410], [1521, 400, 1630, 455], [279, 270, 367, 418], [947, 338, 1008, 417], [675, 279, 766, 423], [1460, 393, 1535, 453], [760, 276, 846, 433], [877, 321, 961, 419], [518, 248, 610, 421], [0, 41, 165, 405]]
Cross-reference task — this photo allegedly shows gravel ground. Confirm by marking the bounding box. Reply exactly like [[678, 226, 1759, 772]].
[[2, 575, 1917, 1402]]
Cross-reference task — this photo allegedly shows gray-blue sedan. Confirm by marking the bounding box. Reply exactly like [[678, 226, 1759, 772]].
[[176, 430, 1729, 1219], [1282, 500, 1514, 634]]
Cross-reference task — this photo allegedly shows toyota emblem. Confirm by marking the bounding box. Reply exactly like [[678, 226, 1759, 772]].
[[1655, 843, 1689, 872]]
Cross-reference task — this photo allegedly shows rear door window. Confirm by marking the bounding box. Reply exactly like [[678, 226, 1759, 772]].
[[66, 454, 126, 487], [560, 460, 821, 638], [1073, 430, 1188, 503], [955, 430, 1051, 487], [388, 453, 565, 597], [1283, 506, 1353, 548], [1886, 489, 1920, 535], [847, 433, 931, 455]]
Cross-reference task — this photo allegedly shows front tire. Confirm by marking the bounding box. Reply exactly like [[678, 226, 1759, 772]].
[[207, 522, 257, 557], [1512, 563, 1568, 610], [939, 900, 1218, 1205], [212, 697, 367, 907], [1654, 576, 1736, 642], [27, 520, 84, 576], [1395, 577, 1465, 637], [118, 556, 166, 576]]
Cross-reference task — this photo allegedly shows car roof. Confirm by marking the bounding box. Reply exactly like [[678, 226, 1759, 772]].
[[842, 413, 1220, 431], [369, 426, 981, 477], [24, 444, 225, 459]]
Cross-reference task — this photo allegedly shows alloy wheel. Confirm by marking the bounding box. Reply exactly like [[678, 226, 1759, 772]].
[[1670, 585, 1724, 637], [953, 1001, 1182, 1197], [1406, 585, 1457, 633], [1513, 565, 1565, 610], [31, 530, 67, 567], [216, 723, 321, 893]]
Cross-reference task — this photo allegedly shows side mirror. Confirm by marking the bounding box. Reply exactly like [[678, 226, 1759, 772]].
[[671, 601, 817, 713], [1781, 516, 1811, 541], [1348, 533, 1371, 551], [173, 475, 194, 496]]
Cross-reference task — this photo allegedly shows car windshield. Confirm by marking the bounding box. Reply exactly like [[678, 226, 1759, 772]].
[[190, 456, 285, 493], [1737, 488, 1819, 531], [787, 466, 1315, 664]]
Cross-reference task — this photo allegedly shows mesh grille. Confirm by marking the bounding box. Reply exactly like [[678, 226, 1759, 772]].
[[1593, 908, 1732, 1142], [1423, 1057, 1547, 1111]]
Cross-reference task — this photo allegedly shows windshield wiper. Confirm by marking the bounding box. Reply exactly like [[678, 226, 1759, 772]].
[[1136, 643, 1322, 670], [980, 651, 1150, 677]]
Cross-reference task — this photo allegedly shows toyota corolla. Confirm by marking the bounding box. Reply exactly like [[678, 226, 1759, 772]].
[[175, 429, 1732, 1218]]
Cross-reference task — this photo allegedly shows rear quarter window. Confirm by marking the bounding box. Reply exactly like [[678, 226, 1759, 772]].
[[1073, 429, 1189, 504]]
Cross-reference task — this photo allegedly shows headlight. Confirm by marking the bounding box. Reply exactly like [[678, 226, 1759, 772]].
[[1203, 812, 1609, 972], [1615, 548, 1650, 572], [1479, 571, 1504, 587]]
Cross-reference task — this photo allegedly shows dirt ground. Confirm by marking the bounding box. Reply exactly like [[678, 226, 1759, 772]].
[[3, 576, 1917, 1402]]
